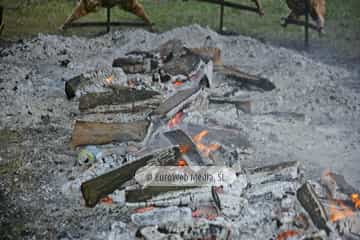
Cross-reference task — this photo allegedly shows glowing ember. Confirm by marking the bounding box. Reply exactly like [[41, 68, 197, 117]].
[[168, 112, 183, 128], [134, 206, 155, 214], [329, 198, 354, 222], [351, 193, 360, 209], [192, 207, 218, 220], [172, 79, 184, 86], [276, 230, 299, 240], [177, 159, 188, 167], [104, 75, 113, 85], [100, 196, 113, 205], [193, 130, 220, 157]]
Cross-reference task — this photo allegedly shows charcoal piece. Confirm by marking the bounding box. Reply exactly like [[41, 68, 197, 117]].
[[70, 120, 150, 147], [65, 74, 86, 99], [81, 147, 181, 207], [297, 182, 331, 234], [163, 129, 205, 165], [78, 87, 161, 111]]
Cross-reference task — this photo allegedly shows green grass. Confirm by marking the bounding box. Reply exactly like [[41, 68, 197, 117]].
[[1, 0, 359, 58]]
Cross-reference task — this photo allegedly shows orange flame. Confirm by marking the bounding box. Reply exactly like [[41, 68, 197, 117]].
[[329, 198, 354, 222], [104, 75, 113, 85], [134, 206, 155, 214], [276, 230, 299, 240], [100, 196, 113, 205], [168, 112, 183, 128], [351, 193, 360, 209], [193, 130, 220, 157]]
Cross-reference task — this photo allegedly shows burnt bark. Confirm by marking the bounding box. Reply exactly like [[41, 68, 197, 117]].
[[70, 120, 150, 147]]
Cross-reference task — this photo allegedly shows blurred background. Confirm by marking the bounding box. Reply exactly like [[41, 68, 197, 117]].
[[0, 0, 359, 64]]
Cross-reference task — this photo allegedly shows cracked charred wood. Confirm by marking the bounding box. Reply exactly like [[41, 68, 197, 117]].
[[247, 161, 300, 185], [214, 65, 275, 91], [70, 120, 150, 147], [209, 96, 252, 114], [246, 181, 298, 201], [126, 186, 198, 202], [163, 129, 205, 165], [78, 87, 161, 112], [151, 87, 202, 118], [81, 147, 181, 207], [297, 182, 331, 235]]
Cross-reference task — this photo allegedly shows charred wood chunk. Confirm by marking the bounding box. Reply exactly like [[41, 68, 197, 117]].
[[162, 48, 202, 76], [297, 182, 331, 235], [78, 87, 161, 111], [70, 120, 150, 147], [65, 75, 86, 99], [81, 147, 181, 207], [151, 87, 201, 118], [112, 56, 151, 74], [214, 65, 275, 91]]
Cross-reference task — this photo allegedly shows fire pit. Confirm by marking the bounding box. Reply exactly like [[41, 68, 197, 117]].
[[0, 25, 359, 239]]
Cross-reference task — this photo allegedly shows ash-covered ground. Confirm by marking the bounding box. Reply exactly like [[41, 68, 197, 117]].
[[0, 25, 359, 239]]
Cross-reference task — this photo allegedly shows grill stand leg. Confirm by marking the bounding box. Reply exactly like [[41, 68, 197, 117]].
[[106, 7, 111, 33], [304, 0, 310, 49]]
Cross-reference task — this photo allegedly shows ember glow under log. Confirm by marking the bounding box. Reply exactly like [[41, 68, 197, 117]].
[[70, 120, 150, 147]]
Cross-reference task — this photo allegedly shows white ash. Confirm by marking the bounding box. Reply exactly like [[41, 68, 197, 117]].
[[1, 24, 360, 239]]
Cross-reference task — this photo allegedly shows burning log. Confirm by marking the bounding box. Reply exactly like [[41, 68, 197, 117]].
[[70, 120, 150, 147], [138, 226, 182, 240], [214, 65, 275, 91], [297, 182, 331, 234], [151, 87, 202, 118], [81, 146, 181, 207], [64, 68, 126, 99], [163, 129, 205, 165], [78, 87, 162, 112], [247, 161, 300, 185]]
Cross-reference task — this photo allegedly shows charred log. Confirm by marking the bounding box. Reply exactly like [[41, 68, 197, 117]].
[[78, 87, 161, 112], [81, 147, 181, 207], [297, 182, 331, 235], [214, 65, 275, 91], [70, 120, 150, 147]]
